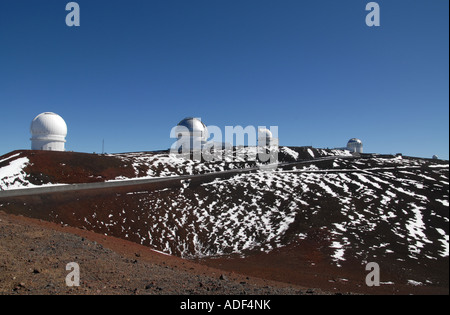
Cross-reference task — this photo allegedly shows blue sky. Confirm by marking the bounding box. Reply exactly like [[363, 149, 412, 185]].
[[0, 0, 448, 159]]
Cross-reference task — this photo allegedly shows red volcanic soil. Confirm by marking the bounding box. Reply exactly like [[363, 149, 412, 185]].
[[2, 184, 448, 295], [1, 149, 448, 295], [197, 239, 449, 295], [21, 150, 137, 184], [1, 146, 322, 187], [0, 211, 331, 295], [1, 210, 446, 295]]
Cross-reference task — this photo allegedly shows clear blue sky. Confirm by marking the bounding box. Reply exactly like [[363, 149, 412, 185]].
[[0, 0, 448, 159]]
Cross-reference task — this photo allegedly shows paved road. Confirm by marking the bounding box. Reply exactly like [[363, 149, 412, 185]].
[[0, 155, 355, 198]]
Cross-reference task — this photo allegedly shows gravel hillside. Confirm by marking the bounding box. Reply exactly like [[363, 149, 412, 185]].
[[0, 147, 448, 294]]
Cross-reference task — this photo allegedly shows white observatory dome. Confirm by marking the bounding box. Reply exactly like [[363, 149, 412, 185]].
[[30, 112, 68, 151], [258, 128, 273, 146], [347, 138, 363, 154], [174, 117, 208, 152], [175, 117, 208, 140]]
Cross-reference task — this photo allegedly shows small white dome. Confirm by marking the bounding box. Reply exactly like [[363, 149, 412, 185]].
[[258, 128, 273, 139], [258, 128, 273, 146], [30, 112, 67, 151]]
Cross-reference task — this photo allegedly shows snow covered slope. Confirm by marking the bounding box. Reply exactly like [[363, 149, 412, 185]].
[[75, 156, 448, 260], [0, 148, 448, 288], [0, 147, 347, 190], [0, 153, 32, 190]]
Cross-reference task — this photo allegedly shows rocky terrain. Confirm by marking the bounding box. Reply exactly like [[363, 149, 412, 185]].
[[0, 146, 348, 189], [0, 147, 448, 295], [1, 211, 328, 295]]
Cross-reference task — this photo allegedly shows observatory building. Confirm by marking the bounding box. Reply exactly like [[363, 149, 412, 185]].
[[258, 128, 273, 146], [174, 117, 208, 152], [347, 138, 363, 154], [30, 112, 68, 151]]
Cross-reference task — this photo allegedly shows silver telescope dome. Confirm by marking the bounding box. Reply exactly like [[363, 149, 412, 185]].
[[347, 138, 363, 153], [175, 117, 208, 140]]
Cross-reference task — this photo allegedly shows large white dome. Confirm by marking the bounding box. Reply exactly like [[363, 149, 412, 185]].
[[175, 117, 208, 140], [31, 112, 67, 138], [30, 112, 68, 151]]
